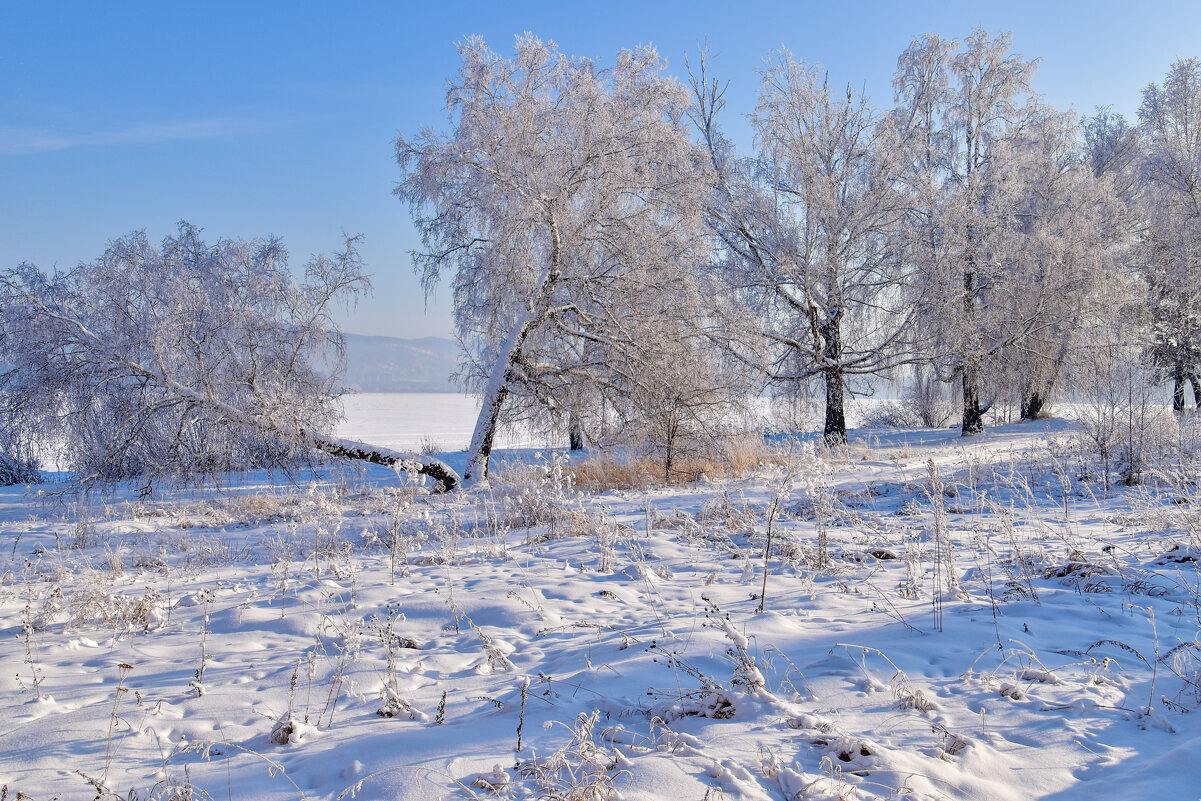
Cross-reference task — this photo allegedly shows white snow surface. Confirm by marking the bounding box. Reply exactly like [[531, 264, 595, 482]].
[[3, 412, 1201, 800], [337, 393, 553, 453]]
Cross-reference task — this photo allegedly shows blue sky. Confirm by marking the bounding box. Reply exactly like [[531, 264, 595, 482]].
[[3, 1, 1198, 338]]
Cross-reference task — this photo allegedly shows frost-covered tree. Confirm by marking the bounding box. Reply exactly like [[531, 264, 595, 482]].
[[692, 50, 920, 444], [596, 285, 750, 482], [1137, 58, 1201, 412], [0, 224, 459, 490], [397, 35, 714, 482], [894, 30, 1115, 433], [1084, 107, 1141, 203], [1069, 273, 1170, 487], [994, 111, 1122, 420]]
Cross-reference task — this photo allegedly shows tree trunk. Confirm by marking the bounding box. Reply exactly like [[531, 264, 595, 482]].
[[568, 413, 586, 451], [662, 414, 679, 483], [1020, 389, 1044, 421], [464, 356, 515, 484], [823, 368, 846, 444], [464, 213, 563, 484], [961, 363, 984, 435], [1022, 311, 1077, 422], [463, 304, 547, 483], [961, 247, 984, 436], [1173, 360, 1186, 414], [820, 318, 847, 444], [1191, 372, 1201, 410]]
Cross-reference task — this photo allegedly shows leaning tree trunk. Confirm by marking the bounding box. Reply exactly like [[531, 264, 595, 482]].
[[463, 299, 559, 483], [312, 435, 459, 491], [463, 281, 558, 483], [464, 351, 516, 484], [463, 212, 564, 485], [135, 363, 462, 490], [463, 212, 566, 485]]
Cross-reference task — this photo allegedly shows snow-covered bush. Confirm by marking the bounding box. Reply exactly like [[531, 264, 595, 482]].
[[0, 448, 39, 486], [490, 452, 580, 529], [1072, 338, 1179, 487], [859, 370, 958, 430], [857, 401, 918, 429], [0, 412, 41, 485], [904, 368, 959, 428]]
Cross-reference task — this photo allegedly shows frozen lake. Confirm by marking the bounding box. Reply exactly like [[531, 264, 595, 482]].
[[336, 392, 553, 452], [335, 391, 877, 455], [335, 392, 800, 454]]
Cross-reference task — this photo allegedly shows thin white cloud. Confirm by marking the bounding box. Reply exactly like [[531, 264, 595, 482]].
[[0, 118, 271, 155]]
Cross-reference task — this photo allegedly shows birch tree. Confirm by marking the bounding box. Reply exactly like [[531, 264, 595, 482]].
[[693, 50, 920, 444], [397, 35, 712, 482], [894, 31, 1030, 433], [0, 224, 459, 490], [996, 111, 1123, 420], [1085, 107, 1141, 203]]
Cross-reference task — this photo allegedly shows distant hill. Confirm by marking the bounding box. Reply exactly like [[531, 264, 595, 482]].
[[339, 334, 463, 393]]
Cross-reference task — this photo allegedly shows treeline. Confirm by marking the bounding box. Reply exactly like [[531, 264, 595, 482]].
[[1, 29, 1197, 489], [398, 31, 1200, 480]]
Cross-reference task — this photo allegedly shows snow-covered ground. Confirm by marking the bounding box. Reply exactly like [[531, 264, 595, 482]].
[[3, 409, 1201, 800]]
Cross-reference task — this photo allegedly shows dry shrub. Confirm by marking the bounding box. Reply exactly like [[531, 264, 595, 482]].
[[564, 453, 661, 492], [568, 435, 775, 492], [124, 480, 397, 530], [128, 491, 312, 529], [717, 434, 778, 475], [556, 509, 607, 539]]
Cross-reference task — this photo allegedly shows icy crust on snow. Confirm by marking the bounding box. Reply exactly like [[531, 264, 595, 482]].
[[2, 419, 1201, 800]]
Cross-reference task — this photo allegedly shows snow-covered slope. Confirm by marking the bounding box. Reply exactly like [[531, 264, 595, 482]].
[[2, 420, 1200, 800]]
